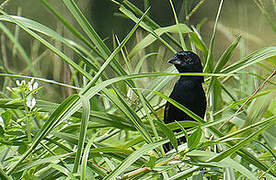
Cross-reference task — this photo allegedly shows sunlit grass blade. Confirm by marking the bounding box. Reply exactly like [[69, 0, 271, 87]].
[[0, 11, 92, 79], [188, 127, 202, 150], [128, 24, 191, 58], [41, 0, 102, 57], [73, 96, 91, 173], [134, 53, 159, 74], [11, 153, 73, 174], [217, 115, 276, 142], [189, 30, 208, 60], [119, 5, 177, 54], [102, 89, 153, 143], [120, 0, 182, 48], [62, 0, 132, 79], [0, 169, 11, 180], [0, 15, 102, 73], [185, 151, 258, 180], [80, 7, 151, 94], [48, 164, 75, 179], [155, 119, 178, 152], [6, 94, 80, 175], [81, 138, 97, 180], [168, 0, 186, 50], [207, 35, 241, 96], [203, 0, 224, 73], [103, 140, 165, 180], [209, 118, 276, 162], [214, 36, 241, 73], [62, 0, 109, 57], [222, 46, 276, 74], [0, 73, 80, 90]]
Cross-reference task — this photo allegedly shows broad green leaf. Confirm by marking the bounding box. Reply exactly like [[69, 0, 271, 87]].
[[188, 127, 202, 150], [104, 140, 166, 180], [155, 120, 178, 152]]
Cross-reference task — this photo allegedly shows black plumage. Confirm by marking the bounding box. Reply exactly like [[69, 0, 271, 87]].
[[163, 51, 206, 152]]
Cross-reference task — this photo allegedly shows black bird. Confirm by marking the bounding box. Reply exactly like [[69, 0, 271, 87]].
[[163, 51, 206, 152]]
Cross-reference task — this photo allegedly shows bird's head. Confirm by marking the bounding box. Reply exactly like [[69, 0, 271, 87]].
[[168, 51, 203, 73]]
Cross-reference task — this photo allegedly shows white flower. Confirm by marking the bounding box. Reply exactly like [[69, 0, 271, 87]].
[[30, 78, 34, 85], [16, 80, 21, 86], [0, 115, 4, 126], [26, 96, 36, 109], [28, 82, 33, 91], [33, 82, 39, 90], [27, 80, 38, 92]]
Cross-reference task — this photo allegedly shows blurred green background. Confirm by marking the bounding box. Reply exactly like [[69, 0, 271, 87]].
[[4, 0, 276, 48], [1, 0, 276, 102], [0, 1, 275, 179]]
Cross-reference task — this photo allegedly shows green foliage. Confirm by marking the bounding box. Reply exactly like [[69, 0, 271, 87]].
[[0, 0, 275, 179]]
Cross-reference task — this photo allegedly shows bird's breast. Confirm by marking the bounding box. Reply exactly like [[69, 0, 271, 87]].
[[167, 79, 206, 119]]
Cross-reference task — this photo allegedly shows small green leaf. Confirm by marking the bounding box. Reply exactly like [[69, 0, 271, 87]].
[[155, 120, 178, 152], [188, 127, 202, 150]]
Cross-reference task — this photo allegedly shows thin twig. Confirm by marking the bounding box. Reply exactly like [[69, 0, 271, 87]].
[[209, 70, 276, 141], [120, 167, 151, 180], [219, 70, 276, 130]]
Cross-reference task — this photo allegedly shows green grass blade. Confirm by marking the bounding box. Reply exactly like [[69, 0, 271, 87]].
[[203, 0, 224, 73], [62, 0, 109, 57], [121, 0, 182, 48], [0, 22, 37, 75], [81, 138, 97, 180], [102, 88, 153, 143], [103, 140, 165, 180], [222, 46, 276, 74], [119, 5, 177, 54], [73, 96, 91, 173], [214, 36, 241, 73], [0, 12, 92, 79], [155, 119, 178, 152], [6, 94, 80, 175], [128, 24, 191, 58], [41, 0, 102, 57], [209, 118, 276, 162], [168, 0, 187, 50], [80, 7, 151, 93]]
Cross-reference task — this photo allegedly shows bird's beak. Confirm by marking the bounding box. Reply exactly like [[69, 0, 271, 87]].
[[167, 56, 182, 65]]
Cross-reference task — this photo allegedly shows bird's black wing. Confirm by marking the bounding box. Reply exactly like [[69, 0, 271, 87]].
[[164, 78, 206, 124]]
